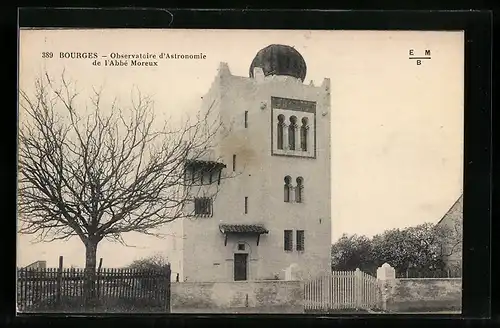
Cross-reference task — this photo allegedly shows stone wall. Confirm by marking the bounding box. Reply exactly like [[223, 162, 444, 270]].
[[380, 278, 462, 313], [377, 263, 462, 313], [171, 280, 304, 313]]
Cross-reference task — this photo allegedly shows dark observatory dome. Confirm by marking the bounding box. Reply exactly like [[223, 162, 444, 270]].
[[249, 44, 307, 82]]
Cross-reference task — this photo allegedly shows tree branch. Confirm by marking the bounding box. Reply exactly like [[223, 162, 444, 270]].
[[18, 71, 231, 249]]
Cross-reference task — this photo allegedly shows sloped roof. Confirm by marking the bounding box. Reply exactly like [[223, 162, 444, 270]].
[[219, 224, 269, 234], [185, 159, 226, 169], [437, 194, 463, 226]]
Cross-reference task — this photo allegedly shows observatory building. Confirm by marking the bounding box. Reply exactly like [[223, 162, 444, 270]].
[[169, 44, 332, 282]]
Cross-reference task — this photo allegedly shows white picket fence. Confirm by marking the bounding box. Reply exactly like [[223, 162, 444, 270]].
[[304, 268, 382, 312]]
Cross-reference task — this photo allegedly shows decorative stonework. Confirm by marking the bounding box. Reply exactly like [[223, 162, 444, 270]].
[[271, 97, 316, 113], [271, 97, 316, 159]]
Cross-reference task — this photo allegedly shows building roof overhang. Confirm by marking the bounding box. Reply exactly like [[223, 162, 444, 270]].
[[219, 224, 269, 246], [185, 159, 226, 170]]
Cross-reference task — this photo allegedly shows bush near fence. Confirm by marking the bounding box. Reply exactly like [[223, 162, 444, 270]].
[[17, 267, 171, 313]]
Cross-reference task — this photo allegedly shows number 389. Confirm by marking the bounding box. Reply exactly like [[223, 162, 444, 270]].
[[41, 52, 54, 58]]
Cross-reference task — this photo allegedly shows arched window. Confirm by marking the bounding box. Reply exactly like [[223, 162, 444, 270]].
[[277, 114, 285, 150], [295, 177, 304, 203], [289, 116, 297, 150], [300, 117, 308, 151], [284, 176, 292, 202]]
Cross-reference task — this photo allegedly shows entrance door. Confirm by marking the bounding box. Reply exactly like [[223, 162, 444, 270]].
[[234, 254, 248, 281]]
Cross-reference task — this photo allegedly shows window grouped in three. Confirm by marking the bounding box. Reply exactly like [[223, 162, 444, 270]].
[[185, 164, 221, 186], [277, 114, 309, 151]]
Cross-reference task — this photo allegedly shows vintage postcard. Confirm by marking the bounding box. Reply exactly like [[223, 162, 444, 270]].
[[17, 29, 464, 314]]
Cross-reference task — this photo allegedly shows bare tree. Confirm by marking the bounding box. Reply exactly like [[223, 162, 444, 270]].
[[18, 72, 231, 301]]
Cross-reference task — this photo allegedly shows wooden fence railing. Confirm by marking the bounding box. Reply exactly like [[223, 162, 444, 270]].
[[304, 269, 382, 312], [17, 266, 171, 312]]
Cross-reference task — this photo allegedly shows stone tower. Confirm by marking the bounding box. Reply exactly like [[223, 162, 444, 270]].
[[170, 44, 331, 282]]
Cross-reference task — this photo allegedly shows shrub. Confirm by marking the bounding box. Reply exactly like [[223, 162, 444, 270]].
[[127, 254, 170, 291]]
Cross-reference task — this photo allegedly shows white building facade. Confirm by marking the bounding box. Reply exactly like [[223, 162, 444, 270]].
[[169, 44, 332, 282]]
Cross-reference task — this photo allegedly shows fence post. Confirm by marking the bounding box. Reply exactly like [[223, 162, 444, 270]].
[[166, 264, 171, 313], [376, 263, 395, 312], [56, 256, 63, 306], [96, 258, 103, 298], [17, 268, 23, 312], [354, 268, 362, 309]]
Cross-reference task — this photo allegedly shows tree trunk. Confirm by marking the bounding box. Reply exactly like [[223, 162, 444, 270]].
[[84, 240, 98, 306]]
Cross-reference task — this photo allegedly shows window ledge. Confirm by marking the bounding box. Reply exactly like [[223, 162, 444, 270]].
[[274, 149, 314, 158]]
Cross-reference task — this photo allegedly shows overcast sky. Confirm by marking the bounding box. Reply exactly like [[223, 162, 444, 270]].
[[17, 29, 464, 268]]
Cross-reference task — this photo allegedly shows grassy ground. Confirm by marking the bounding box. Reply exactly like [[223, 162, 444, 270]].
[[172, 306, 304, 314], [393, 311, 461, 314], [305, 309, 460, 315], [19, 295, 169, 313], [305, 308, 373, 314]]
